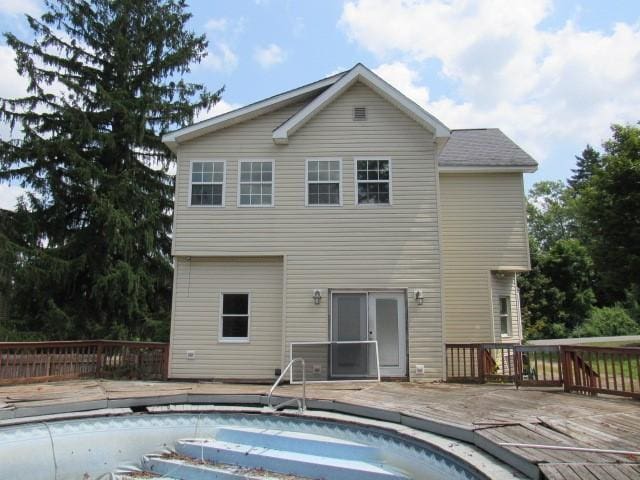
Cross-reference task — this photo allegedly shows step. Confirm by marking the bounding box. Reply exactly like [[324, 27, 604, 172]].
[[113, 470, 181, 480], [176, 439, 409, 480], [215, 426, 378, 462], [141, 454, 307, 479]]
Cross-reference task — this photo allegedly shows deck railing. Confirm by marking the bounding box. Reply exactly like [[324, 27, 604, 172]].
[[515, 345, 564, 387], [446, 343, 640, 399], [562, 345, 640, 399], [445, 343, 484, 383], [0, 340, 169, 384]]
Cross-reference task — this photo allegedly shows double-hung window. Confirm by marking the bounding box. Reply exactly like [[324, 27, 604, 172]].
[[220, 293, 250, 341], [356, 158, 391, 205], [190, 160, 225, 206], [238, 160, 274, 206], [306, 159, 341, 206], [499, 296, 510, 336]]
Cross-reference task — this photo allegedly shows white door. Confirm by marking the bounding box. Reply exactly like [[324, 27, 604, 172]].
[[368, 293, 407, 377]]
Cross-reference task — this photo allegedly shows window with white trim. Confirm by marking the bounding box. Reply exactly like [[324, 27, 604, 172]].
[[356, 159, 390, 205], [190, 161, 224, 206], [220, 293, 249, 341], [499, 296, 510, 336], [306, 159, 341, 206], [239, 160, 273, 206]]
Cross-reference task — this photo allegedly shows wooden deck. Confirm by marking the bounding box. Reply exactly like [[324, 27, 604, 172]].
[[1, 380, 639, 479]]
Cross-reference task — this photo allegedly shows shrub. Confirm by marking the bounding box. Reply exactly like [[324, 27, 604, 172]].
[[572, 306, 640, 337]]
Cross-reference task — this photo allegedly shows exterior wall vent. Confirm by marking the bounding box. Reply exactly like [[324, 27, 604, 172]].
[[353, 106, 367, 121]]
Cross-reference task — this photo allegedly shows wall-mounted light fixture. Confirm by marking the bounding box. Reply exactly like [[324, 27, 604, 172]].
[[414, 289, 424, 306], [495, 271, 506, 279], [312, 289, 322, 305]]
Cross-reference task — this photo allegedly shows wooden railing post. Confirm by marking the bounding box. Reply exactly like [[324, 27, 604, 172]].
[[162, 344, 170, 380], [477, 345, 485, 384], [560, 346, 572, 393], [95, 341, 103, 378]]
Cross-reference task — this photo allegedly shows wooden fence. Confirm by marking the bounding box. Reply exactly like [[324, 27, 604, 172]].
[[446, 343, 640, 399], [0, 340, 169, 384]]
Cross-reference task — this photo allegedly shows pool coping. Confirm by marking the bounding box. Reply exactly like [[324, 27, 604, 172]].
[[0, 392, 537, 479]]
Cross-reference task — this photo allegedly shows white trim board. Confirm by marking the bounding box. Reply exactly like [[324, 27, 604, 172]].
[[438, 166, 538, 173]]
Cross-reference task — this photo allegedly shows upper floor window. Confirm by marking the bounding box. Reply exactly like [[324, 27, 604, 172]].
[[356, 158, 391, 205], [190, 160, 225, 206], [499, 296, 511, 336], [238, 160, 274, 207], [306, 159, 342, 206]]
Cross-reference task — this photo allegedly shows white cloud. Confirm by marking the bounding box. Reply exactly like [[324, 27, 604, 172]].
[[254, 43, 286, 68], [204, 17, 228, 32], [373, 62, 430, 107], [340, 0, 640, 162], [194, 99, 242, 123], [202, 42, 238, 72], [0, 0, 40, 16]]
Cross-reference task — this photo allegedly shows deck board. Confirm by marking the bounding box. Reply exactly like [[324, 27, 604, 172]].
[[0, 380, 638, 479]]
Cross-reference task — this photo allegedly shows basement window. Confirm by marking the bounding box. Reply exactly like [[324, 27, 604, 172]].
[[220, 293, 250, 342]]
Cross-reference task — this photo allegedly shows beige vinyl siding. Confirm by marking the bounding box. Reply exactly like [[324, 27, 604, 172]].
[[491, 272, 523, 341], [170, 256, 283, 380], [173, 81, 443, 380], [440, 173, 529, 343]]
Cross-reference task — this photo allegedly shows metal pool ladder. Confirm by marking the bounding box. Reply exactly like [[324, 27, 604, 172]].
[[267, 357, 306, 412]]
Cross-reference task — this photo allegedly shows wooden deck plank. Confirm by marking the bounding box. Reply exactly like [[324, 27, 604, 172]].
[[0, 380, 639, 480]]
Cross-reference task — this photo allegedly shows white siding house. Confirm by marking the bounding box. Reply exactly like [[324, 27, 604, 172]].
[[163, 64, 536, 382]]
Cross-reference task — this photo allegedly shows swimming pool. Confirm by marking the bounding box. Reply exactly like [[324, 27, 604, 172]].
[[0, 409, 521, 479]]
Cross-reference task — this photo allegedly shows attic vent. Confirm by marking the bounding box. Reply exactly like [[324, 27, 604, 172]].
[[353, 106, 367, 121]]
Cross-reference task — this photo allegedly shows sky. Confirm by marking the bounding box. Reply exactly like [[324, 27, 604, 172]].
[[0, 0, 639, 209]]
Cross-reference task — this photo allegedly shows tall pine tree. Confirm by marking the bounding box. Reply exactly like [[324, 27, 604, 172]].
[[568, 145, 601, 194], [0, 0, 221, 340]]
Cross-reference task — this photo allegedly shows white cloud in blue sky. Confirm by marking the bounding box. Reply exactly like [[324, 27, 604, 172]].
[[254, 43, 287, 68], [1, 0, 639, 209], [340, 0, 640, 169]]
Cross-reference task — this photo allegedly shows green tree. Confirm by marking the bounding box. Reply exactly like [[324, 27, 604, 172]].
[[577, 124, 640, 304], [526, 180, 575, 249], [0, 0, 221, 340], [572, 306, 640, 338], [568, 145, 601, 194], [520, 238, 596, 339]]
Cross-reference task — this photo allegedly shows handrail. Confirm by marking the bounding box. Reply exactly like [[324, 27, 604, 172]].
[[267, 357, 306, 412]]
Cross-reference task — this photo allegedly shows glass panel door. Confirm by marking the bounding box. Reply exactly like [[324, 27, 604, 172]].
[[331, 293, 368, 377], [368, 293, 406, 377]]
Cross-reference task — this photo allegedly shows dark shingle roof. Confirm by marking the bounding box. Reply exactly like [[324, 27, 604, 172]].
[[438, 128, 537, 169]]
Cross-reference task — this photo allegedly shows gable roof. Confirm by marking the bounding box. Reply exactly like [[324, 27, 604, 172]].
[[272, 63, 450, 144], [438, 128, 538, 172], [162, 63, 450, 151], [162, 65, 537, 173], [162, 70, 346, 151]]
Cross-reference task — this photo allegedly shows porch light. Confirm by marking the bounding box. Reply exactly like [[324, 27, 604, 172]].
[[414, 289, 424, 306], [312, 289, 322, 305]]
